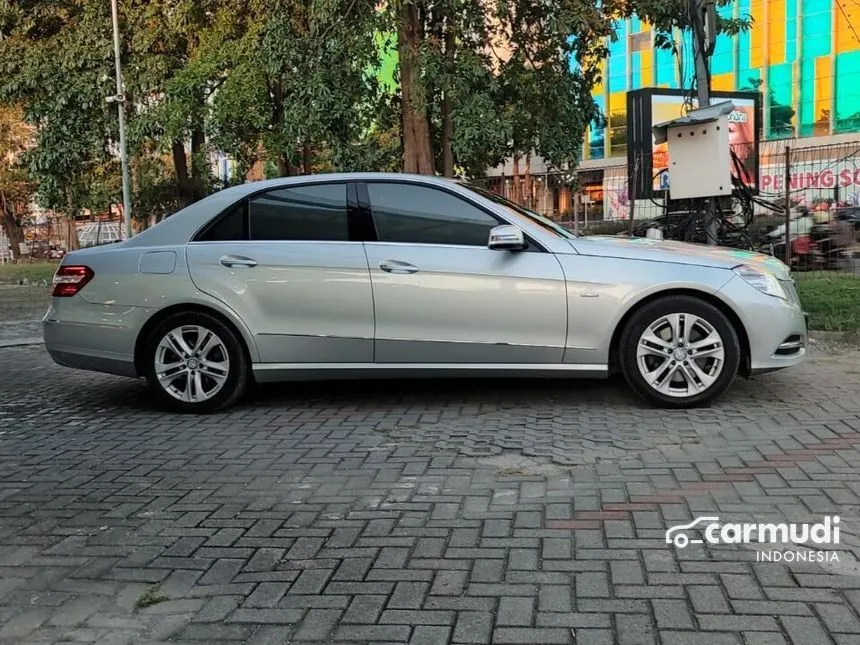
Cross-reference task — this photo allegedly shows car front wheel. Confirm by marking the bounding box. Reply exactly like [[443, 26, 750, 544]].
[[144, 312, 249, 413], [619, 295, 741, 408]]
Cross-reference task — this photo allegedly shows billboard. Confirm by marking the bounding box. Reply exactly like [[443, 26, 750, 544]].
[[627, 89, 762, 200], [651, 95, 757, 192]]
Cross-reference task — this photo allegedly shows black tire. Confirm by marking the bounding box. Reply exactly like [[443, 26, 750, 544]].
[[144, 311, 250, 413], [618, 295, 741, 409]]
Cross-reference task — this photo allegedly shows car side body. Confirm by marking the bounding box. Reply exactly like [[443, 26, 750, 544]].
[[43, 173, 808, 411]]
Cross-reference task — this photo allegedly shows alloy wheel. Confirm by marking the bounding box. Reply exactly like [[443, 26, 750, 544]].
[[154, 325, 231, 403], [635, 313, 726, 399]]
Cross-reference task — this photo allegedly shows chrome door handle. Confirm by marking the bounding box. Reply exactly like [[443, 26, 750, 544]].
[[219, 255, 258, 268], [379, 260, 419, 274]]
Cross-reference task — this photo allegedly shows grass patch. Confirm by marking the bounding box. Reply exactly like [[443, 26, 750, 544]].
[[0, 261, 59, 285], [135, 585, 169, 609], [794, 272, 860, 332]]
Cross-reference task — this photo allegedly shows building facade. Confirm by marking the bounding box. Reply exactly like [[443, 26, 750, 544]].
[[566, 0, 860, 221], [588, 0, 860, 160]]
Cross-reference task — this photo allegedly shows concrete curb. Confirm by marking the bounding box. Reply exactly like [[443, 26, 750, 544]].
[[809, 330, 860, 346], [0, 338, 44, 348]]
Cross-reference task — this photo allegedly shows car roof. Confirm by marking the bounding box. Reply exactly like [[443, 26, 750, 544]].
[[218, 172, 463, 199], [122, 173, 473, 248]]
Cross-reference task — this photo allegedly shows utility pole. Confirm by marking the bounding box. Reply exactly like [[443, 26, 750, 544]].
[[690, 0, 718, 244], [109, 0, 133, 241], [784, 146, 792, 266]]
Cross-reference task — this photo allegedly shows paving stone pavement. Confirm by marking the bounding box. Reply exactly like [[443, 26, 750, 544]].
[[2, 344, 860, 644], [0, 320, 43, 347]]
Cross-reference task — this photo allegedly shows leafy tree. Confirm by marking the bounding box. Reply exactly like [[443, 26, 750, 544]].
[[0, 104, 34, 254], [744, 77, 794, 137], [628, 0, 752, 92], [125, 0, 231, 206], [493, 0, 616, 198], [0, 0, 122, 249], [179, 0, 387, 179], [253, 0, 385, 175], [384, 0, 617, 178], [1, 0, 622, 229]]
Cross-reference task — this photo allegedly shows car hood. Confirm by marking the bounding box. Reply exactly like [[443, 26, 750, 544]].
[[567, 236, 791, 279]]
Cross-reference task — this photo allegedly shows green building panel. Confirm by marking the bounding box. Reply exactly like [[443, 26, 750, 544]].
[[802, 0, 832, 58], [835, 51, 860, 132], [655, 41, 676, 87], [786, 0, 798, 62], [799, 58, 818, 137]]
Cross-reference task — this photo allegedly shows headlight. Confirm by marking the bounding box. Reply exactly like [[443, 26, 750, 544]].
[[733, 265, 787, 299]]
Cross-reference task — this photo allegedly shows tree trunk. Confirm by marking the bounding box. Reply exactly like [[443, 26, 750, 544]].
[[441, 10, 455, 178], [512, 155, 521, 204], [63, 217, 80, 251], [302, 139, 313, 175], [524, 154, 533, 209], [171, 140, 193, 207], [398, 0, 434, 175], [277, 154, 291, 177], [441, 95, 453, 177], [0, 197, 24, 256], [190, 126, 206, 202], [69, 218, 80, 251], [271, 79, 292, 178], [63, 192, 80, 251]]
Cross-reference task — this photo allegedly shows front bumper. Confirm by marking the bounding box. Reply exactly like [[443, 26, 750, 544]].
[[717, 275, 808, 375]]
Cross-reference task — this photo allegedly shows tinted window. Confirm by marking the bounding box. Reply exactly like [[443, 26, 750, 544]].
[[200, 203, 245, 241], [367, 183, 498, 246], [250, 184, 349, 241], [466, 184, 575, 239]]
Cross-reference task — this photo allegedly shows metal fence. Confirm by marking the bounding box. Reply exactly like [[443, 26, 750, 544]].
[[478, 139, 860, 274]]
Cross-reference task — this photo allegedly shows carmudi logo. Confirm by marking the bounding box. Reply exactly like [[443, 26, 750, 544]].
[[665, 516, 841, 563]]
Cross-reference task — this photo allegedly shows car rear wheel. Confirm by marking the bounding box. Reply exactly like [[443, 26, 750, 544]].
[[144, 312, 249, 413], [619, 295, 740, 408]]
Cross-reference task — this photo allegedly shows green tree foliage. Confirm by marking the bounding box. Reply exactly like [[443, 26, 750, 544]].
[[0, 0, 122, 246], [628, 0, 751, 50], [125, 0, 230, 206], [0, 104, 34, 252], [206, 0, 387, 176], [627, 0, 752, 94], [0, 0, 621, 224], [494, 0, 616, 168], [385, 0, 618, 178]]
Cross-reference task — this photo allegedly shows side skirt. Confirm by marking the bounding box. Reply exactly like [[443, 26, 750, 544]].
[[251, 363, 609, 383]]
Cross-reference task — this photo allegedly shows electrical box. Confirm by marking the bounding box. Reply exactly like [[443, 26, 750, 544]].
[[664, 115, 732, 200]]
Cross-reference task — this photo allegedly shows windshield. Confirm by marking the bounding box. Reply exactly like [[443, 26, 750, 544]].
[[465, 184, 577, 240]]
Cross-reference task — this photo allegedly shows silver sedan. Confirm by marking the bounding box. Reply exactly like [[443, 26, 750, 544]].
[[43, 173, 807, 412]]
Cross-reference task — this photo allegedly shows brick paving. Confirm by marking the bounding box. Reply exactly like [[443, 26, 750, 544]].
[[0, 320, 42, 347], [1, 344, 860, 644]]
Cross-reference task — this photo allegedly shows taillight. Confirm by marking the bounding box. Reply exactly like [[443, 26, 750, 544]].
[[52, 265, 94, 297]]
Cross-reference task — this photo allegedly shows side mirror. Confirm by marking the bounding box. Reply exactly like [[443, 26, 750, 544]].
[[488, 225, 526, 251]]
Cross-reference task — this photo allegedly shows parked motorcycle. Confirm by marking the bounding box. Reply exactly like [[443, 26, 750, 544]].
[[759, 218, 854, 271]]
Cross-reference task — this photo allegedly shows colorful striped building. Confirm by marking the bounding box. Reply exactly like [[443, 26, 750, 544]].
[[586, 0, 860, 161]]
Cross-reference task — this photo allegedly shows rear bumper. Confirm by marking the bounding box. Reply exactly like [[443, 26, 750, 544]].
[[43, 298, 150, 379], [45, 342, 138, 378]]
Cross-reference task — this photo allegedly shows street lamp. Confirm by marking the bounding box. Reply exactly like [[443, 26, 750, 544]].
[[108, 0, 132, 241]]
